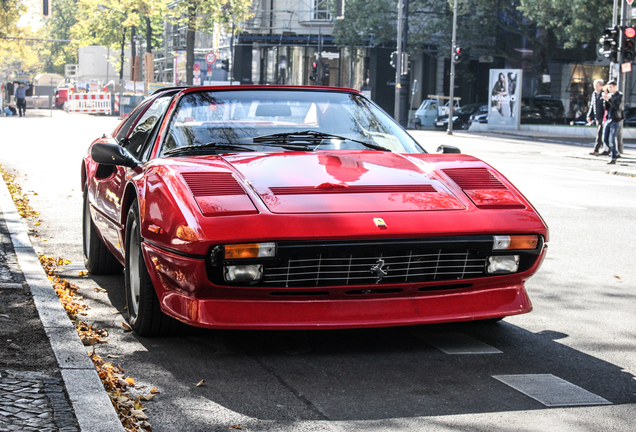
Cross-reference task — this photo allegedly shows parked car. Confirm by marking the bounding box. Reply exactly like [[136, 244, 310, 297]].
[[435, 104, 487, 130], [520, 96, 566, 124], [413, 99, 440, 129], [82, 85, 549, 336], [622, 107, 636, 127], [469, 97, 566, 126]]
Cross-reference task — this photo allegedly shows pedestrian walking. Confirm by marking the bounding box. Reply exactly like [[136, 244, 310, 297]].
[[587, 79, 608, 155], [14, 82, 30, 117], [602, 80, 623, 164]]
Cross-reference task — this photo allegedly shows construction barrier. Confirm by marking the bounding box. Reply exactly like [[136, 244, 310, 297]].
[[67, 93, 111, 115], [113, 94, 120, 114]]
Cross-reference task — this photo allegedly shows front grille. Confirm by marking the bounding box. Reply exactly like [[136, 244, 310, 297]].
[[259, 237, 492, 288]]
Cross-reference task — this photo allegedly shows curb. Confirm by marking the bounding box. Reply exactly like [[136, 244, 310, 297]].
[[0, 179, 124, 431]]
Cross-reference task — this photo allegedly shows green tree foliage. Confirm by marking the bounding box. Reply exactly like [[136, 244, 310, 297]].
[[71, 0, 168, 77], [519, 0, 613, 49], [333, 0, 397, 48], [167, 0, 253, 84], [41, 0, 79, 75]]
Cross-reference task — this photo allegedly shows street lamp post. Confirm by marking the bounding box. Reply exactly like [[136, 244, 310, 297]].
[[447, 0, 458, 135]]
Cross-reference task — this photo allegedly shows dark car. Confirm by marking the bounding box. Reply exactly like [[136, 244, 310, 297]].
[[521, 96, 566, 124], [434, 103, 486, 130], [470, 97, 566, 126], [623, 107, 636, 127]]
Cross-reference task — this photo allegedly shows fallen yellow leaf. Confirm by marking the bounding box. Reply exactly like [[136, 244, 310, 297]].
[[150, 387, 160, 394], [78, 271, 88, 276], [121, 322, 133, 332], [130, 409, 148, 420], [139, 394, 155, 401], [125, 377, 135, 386], [195, 379, 205, 387]]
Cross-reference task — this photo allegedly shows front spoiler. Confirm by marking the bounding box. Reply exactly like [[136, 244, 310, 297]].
[[141, 242, 546, 330]]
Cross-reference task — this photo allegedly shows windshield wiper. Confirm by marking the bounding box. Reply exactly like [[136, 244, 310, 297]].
[[162, 142, 255, 157], [252, 130, 391, 152]]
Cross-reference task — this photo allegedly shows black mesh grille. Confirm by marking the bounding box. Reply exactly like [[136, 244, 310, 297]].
[[259, 237, 493, 288]]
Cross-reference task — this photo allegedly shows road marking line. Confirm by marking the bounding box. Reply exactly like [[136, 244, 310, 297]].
[[413, 332, 502, 354], [493, 374, 612, 407]]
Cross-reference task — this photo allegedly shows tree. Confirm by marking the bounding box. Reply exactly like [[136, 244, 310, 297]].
[[72, 0, 168, 79], [518, 0, 613, 49], [333, 0, 398, 48], [41, 0, 79, 75], [166, 0, 252, 85]]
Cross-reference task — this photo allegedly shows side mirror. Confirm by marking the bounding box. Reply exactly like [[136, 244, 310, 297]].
[[436, 145, 461, 154], [91, 142, 139, 168]]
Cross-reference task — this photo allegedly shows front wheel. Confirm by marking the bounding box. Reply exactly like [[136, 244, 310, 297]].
[[124, 200, 181, 337], [83, 187, 123, 275]]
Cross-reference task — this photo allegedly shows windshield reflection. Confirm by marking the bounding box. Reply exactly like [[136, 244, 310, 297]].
[[160, 90, 423, 156]]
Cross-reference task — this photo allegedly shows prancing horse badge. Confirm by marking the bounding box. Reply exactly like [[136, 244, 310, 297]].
[[373, 218, 387, 228]]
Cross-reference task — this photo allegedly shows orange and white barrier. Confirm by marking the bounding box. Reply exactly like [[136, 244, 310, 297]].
[[67, 93, 111, 115], [114, 94, 120, 113]]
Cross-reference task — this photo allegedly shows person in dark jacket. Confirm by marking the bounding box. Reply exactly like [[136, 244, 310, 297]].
[[14, 82, 30, 117], [602, 80, 623, 164], [586, 79, 607, 155]]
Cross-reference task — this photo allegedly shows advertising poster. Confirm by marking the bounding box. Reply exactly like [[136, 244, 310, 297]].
[[488, 69, 522, 130], [174, 51, 187, 85]]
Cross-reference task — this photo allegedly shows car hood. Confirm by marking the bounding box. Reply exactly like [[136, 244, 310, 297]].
[[222, 151, 467, 214]]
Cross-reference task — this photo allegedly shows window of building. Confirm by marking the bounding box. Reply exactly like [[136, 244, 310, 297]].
[[311, 0, 331, 20]]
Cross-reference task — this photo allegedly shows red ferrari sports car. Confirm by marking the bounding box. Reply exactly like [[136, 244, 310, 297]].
[[82, 85, 548, 336]]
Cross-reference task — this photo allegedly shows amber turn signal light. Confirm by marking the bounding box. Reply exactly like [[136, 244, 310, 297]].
[[224, 242, 276, 259], [493, 235, 539, 250]]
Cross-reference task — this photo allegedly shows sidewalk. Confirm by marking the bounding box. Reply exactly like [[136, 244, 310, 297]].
[[0, 179, 123, 431], [447, 128, 636, 178]]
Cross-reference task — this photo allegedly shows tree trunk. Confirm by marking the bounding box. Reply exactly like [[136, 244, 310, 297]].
[[145, 16, 152, 53], [186, 0, 197, 85]]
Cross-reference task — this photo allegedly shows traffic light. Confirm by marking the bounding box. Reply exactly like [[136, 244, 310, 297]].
[[623, 26, 636, 62], [310, 62, 318, 82], [42, 0, 51, 17], [322, 62, 330, 81], [453, 46, 464, 63], [599, 26, 620, 63], [220, 59, 229, 71], [390, 51, 398, 68]]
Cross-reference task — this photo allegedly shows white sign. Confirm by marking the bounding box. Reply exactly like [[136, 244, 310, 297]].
[[205, 52, 217, 64], [488, 69, 522, 130]]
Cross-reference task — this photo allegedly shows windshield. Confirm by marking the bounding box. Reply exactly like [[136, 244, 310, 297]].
[[159, 89, 423, 156]]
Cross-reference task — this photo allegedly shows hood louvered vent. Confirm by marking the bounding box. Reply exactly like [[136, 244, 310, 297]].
[[442, 168, 507, 190], [271, 184, 437, 195], [181, 172, 245, 197]]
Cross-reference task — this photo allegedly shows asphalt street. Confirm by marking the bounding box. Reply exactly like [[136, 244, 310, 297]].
[[1, 111, 635, 431]]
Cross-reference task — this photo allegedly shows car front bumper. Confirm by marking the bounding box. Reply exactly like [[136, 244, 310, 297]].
[[142, 241, 546, 330]]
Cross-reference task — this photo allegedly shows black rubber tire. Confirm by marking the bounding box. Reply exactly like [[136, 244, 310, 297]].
[[124, 200, 182, 337], [83, 187, 123, 275]]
